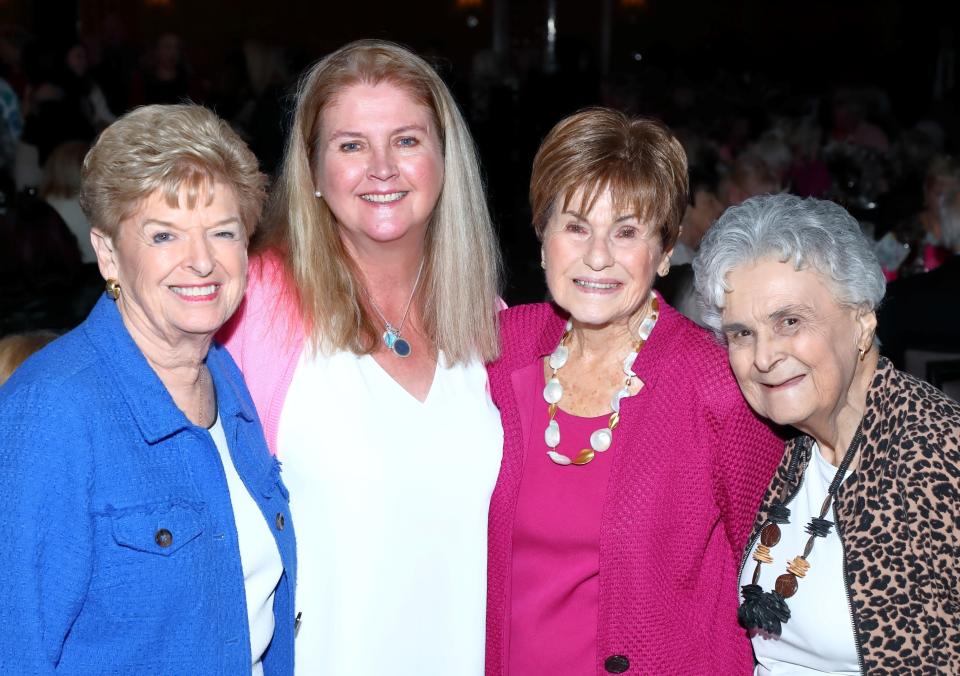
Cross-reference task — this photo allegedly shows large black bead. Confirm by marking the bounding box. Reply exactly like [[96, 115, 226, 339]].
[[768, 503, 791, 524], [738, 584, 791, 636], [805, 516, 834, 538]]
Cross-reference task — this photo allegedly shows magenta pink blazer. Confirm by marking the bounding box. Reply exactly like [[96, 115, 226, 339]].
[[485, 299, 783, 675]]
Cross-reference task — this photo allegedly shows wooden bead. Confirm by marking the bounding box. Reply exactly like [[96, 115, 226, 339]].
[[787, 556, 810, 578], [752, 544, 773, 564], [760, 523, 781, 547], [775, 573, 798, 598]]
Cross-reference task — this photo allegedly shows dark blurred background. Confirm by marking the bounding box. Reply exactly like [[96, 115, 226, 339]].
[[1, 0, 959, 379]]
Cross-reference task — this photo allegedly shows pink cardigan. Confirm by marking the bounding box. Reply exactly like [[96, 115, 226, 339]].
[[218, 254, 304, 455], [485, 300, 783, 675], [218, 253, 507, 453]]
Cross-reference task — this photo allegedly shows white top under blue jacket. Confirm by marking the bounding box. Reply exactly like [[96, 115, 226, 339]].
[[0, 296, 297, 675]]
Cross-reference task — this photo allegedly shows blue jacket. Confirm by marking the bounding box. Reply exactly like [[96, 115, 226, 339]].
[[0, 296, 296, 674]]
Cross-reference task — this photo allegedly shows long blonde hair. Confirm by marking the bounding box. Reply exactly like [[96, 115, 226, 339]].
[[259, 39, 501, 364]]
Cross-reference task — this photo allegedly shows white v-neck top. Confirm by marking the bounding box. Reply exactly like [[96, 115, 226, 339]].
[[278, 348, 503, 676], [742, 443, 860, 676]]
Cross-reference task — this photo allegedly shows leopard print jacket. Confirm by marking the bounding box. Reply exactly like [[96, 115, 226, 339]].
[[745, 357, 960, 674]]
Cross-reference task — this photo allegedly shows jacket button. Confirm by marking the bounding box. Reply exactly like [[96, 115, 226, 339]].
[[275, 513, 285, 530], [604, 655, 630, 673], [155, 528, 173, 548]]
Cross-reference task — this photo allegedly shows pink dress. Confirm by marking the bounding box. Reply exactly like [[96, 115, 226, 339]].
[[508, 361, 615, 675]]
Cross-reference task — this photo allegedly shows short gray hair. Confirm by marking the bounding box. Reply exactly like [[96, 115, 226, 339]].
[[693, 194, 886, 336]]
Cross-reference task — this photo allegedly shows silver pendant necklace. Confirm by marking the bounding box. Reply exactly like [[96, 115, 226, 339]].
[[366, 257, 425, 358]]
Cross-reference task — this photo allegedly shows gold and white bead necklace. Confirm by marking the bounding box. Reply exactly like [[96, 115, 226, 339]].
[[543, 294, 659, 466]]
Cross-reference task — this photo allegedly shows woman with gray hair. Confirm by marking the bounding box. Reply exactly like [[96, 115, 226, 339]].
[[694, 193, 960, 673]]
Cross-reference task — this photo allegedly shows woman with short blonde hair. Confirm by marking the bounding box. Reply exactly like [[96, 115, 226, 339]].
[[0, 104, 294, 675], [81, 104, 266, 238]]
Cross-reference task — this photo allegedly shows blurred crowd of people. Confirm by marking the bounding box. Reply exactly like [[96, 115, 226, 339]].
[[1, 19, 958, 381], [0, 22, 294, 337]]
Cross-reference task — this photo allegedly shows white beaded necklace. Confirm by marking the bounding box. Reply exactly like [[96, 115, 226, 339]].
[[543, 294, 659, 466]]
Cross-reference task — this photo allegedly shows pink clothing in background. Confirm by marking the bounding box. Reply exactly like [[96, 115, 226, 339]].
[[486, 299, 784, 675], [218, 253, 304, 455], [508, 361, 612, 676]]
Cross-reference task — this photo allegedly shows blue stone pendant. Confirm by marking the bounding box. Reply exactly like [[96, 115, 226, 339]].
[[382, 329, 411, 358], [392, 337, 412, 358]]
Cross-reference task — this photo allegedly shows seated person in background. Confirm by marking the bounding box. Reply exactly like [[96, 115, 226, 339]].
[[40, 141, 94, 263], [0, 191, 88, 334], [671, 157, 723, 265], [658, 156, 723, 325], [878, 182, 960, 371], [913, 155, 960, 271], [722, 151, 781, 208]]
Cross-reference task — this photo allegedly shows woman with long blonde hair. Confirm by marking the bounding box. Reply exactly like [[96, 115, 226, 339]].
[[220, 39, 503, 675]]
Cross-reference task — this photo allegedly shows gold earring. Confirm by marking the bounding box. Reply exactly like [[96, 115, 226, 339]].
[[105, 278, 121, 300], [857, 347, 866, 362]]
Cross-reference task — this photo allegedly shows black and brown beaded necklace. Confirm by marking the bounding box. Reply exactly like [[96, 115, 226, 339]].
[[738, 426, 863, 637]]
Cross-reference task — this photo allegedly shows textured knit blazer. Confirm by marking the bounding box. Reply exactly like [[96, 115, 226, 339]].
[[0, 296, 297, 675], [485, 299, 783, 675]]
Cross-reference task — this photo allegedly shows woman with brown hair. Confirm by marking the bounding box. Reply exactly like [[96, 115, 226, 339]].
[[220, 40, 503, 675], [484, 108, 782, 675]]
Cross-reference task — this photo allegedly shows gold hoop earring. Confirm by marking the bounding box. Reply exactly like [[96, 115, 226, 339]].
[[105, 278, 121, 300]]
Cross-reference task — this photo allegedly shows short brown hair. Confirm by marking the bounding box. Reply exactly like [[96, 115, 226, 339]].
[[80, 104, 267, 239], [530, 108, 688, 250]]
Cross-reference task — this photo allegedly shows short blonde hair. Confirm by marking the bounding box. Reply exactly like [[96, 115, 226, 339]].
[[0, 331, 58, 385], [40, 141, 87, 199], [260, 39, 501, 364], [80, 104, 267, 238], [530, 108, 688, 250]]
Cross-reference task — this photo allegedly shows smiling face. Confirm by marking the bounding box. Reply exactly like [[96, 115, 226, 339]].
[[721, 258, 876, 433], [542, 186, 669, 330], [92, 183, 248, 351], [315, 81, 444, 254]]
